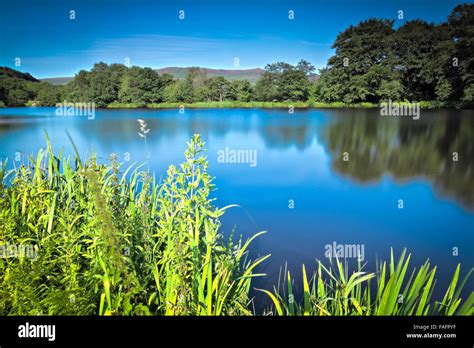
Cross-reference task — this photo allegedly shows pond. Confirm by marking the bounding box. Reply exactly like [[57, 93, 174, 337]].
[[0, 107, 473, 305]]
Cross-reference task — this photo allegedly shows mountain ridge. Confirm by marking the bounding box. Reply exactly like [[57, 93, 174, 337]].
[[40, 67, 267, 85]]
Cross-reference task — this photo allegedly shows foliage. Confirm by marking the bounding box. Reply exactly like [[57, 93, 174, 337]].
[[448, 4, 474, 103], [28, 82, 63, 106], [118, 67, 173, 104], [312, 4, 474, 107], [0, 75, 35, 107], [260, 250, 473, 316], [393, 20, 455, 101], [313, 19, 400, 103], [0, 135, 267, 315], [323, 112, 474, 207], [255, 60, 311, 102], [202, 76, 233, 102], [231, 80, 254, 102], [0, 136, 471, 316]]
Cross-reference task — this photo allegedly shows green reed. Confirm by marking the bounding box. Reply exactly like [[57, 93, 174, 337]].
[[0, 134, 471, 316], [259, 249, 473, 316], [0, 134, 267, 315]]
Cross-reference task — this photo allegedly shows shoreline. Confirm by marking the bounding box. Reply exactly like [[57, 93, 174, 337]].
[[106, 101, 469, 110], [1, 101, 471, 110]]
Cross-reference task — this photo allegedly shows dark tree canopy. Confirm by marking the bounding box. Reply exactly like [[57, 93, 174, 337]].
[[312, 4, 474, 107]]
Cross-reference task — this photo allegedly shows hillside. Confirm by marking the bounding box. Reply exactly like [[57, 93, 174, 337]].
[[2, 63, 318, 107], [41, 67, 267, 85], [156, 67, 265, 83], [42, 67, 318, 85], [40, 77, 73, 85], [0, 66, 60, 107], [0, 67, 39, 82]]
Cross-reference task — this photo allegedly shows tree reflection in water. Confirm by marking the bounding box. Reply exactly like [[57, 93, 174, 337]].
[[323, 110, 474, 209]]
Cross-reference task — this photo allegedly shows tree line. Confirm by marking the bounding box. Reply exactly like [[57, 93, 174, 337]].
[[0, 4, 472, 108], [62, 59, 315, 107], [314, 4, 473, 105]]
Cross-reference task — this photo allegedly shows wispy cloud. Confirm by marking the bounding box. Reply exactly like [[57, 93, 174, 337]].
[[19, 34, 334, 77], [296, 40, 333, 48], [89, 34, 221, 58], [84, 34, 242, 68]]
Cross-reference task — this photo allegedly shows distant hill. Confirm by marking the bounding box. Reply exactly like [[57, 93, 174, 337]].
[[41, 67, 268, 85], [40, 77, 73, 85], [0, 67, 39, 82], [156, 67, 266, 83], [42, 67, 318, 85]]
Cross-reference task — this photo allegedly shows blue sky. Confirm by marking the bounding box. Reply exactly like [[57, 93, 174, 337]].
[[0, 0, 466, 78]]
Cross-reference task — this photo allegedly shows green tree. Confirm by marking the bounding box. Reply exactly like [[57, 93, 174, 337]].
[[118, 67, 172, 104], [0, 78, 33, 106], [314, 19, 400, 103], [393, 20, 454, 101], [448, 4, 474, 104], [62, 70, 90, 102], [296, 59, 315, 75], [203, 76, 232, 101], [34, 83, 62, 106], [231, 79, 253, 102], [183, 67, 208, 102], [278, 69, 309, 101], [255, 61, 312, 102], [86, 63, 126, 107], [255, 70, 279, 101]]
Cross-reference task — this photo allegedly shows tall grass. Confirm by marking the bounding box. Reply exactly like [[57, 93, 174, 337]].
[[0, 134, 267, 315], [259, 250, 473, 316], [0, 135, 471, 316]]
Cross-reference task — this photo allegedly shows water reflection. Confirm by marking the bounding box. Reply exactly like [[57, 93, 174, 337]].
[[323, 110, 474, 210], [0, 107, 473, 211], [1, 107, 473, 302]]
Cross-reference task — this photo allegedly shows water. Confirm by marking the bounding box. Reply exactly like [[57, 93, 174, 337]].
[[0, 107, 473, 305]]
